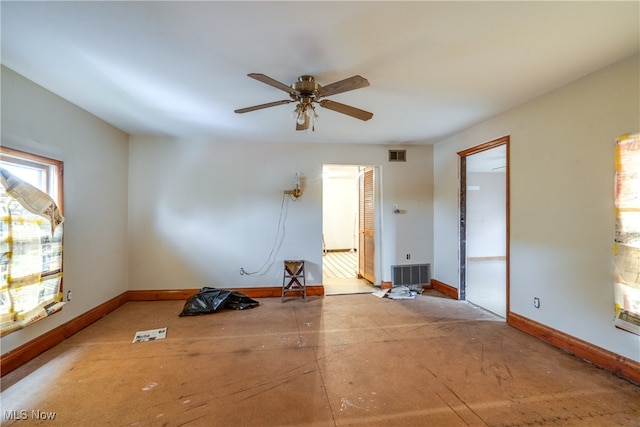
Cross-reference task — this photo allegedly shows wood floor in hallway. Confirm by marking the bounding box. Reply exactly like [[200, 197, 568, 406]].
[[2, 291, 639, 426]]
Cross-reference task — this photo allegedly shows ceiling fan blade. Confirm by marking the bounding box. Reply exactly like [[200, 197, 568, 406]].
[[234, 99, 293, 114], [319, 99, 373, 121], [318, 75, 369, 97], [296, 114, 310, 131], [247, 73, 296, 95]]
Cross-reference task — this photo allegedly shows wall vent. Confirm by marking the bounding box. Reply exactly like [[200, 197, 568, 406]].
[[388, 150, 406, 162], [392, 264, 430, 286]]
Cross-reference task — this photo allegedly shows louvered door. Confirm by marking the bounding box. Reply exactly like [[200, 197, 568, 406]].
[[358, 167, 375, 283]]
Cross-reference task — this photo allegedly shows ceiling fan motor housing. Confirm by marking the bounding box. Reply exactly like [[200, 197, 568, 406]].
[[292, 75, 320, 98]]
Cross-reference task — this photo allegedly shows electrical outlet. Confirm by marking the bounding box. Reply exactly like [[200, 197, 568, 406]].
[[66, 290, 72, 302], [240, 268, 245, 275], [534, 297, 540, 308], [406, 254, 411, 260]]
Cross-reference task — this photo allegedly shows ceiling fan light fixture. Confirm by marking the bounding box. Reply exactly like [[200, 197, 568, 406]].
[[295, 103, 307, 125], [306, 104, 318, 118]]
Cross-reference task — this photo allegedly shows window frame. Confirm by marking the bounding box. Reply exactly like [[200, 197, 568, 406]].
[[0, 147, 63, 211], [0, 146, 64, 336]]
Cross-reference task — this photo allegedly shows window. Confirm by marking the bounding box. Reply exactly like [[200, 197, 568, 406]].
[[0, 147, 64, 336], [614, 133, 640, 335]]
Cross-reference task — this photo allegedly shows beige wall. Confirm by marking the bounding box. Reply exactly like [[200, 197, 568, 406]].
[[127, 138, 434, 290], [433, 55, 640, 361], [1, 66, 130, 354]]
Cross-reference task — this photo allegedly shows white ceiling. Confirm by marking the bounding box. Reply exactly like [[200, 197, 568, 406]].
[[2, 1, 638, 145]]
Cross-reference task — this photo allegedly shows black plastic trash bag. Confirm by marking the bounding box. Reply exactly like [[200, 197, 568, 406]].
[[225, 291, 260, 310], [179, 287, 259, 316], [179, 288, 230, 316]]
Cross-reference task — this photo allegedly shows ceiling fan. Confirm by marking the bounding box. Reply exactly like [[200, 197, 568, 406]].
[[234, 73, 373, 131]]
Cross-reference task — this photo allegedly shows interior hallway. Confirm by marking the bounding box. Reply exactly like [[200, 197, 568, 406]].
[[323, 251, 375, 295], [1, 291, 639, 426]]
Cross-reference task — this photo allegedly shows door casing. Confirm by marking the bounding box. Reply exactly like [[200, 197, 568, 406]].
[[457, 136, 510, 316]]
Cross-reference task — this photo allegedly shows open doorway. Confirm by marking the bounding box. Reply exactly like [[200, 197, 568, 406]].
[[322, 164, 375, 295], [458, 137, 509, 318]]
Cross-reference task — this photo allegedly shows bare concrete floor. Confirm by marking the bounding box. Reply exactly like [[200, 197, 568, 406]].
[[2, 291, 639, 426]]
